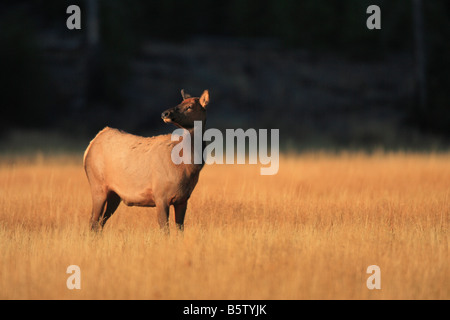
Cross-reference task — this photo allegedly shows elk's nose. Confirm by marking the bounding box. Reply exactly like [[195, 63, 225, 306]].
[[161, 111, 170, 119]]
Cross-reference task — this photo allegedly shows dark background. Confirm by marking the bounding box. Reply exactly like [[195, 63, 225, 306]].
[[0, 0, 449, 153]]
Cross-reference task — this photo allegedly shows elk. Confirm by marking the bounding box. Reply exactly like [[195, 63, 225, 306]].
[[83, 89, 209, 233]]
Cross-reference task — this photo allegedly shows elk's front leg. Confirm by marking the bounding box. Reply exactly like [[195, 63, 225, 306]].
[[174, 202, 187, 231], [156, 201, 170, 234]]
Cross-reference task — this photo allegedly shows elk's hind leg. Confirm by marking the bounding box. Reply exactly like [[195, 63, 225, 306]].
[[99, 191, 121, 229], [90, 193, 107, 232]]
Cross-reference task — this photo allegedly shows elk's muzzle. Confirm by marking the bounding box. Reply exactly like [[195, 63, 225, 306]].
[[161, 110, 172, 123]]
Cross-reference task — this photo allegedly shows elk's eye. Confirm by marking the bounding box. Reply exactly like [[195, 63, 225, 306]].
[[186, 105, 192, 110]]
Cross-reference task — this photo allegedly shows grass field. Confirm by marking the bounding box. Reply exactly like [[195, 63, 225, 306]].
[[0, 152, 448, 299]]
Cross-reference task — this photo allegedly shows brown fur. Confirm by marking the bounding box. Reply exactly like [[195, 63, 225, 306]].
[[84, 90, 209, 232]]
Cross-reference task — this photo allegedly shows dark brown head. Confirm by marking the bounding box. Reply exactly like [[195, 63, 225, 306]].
[[161, 90, 209, 129]]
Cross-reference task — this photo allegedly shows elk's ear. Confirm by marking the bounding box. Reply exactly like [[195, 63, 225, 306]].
[[181, 89, 191, 100], [199, 90, 209, 108]]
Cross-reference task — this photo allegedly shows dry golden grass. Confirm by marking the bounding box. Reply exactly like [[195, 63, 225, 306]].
[[0, 152, 448, 300]]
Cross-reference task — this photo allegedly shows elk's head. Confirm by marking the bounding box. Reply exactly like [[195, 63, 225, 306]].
[[161, 89, 209, 129]]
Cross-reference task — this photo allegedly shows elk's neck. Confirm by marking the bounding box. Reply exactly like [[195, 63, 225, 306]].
[[185, 122, 206, 173]]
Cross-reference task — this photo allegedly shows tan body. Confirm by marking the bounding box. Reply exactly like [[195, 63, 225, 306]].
[[84, 90, 209, 232]]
